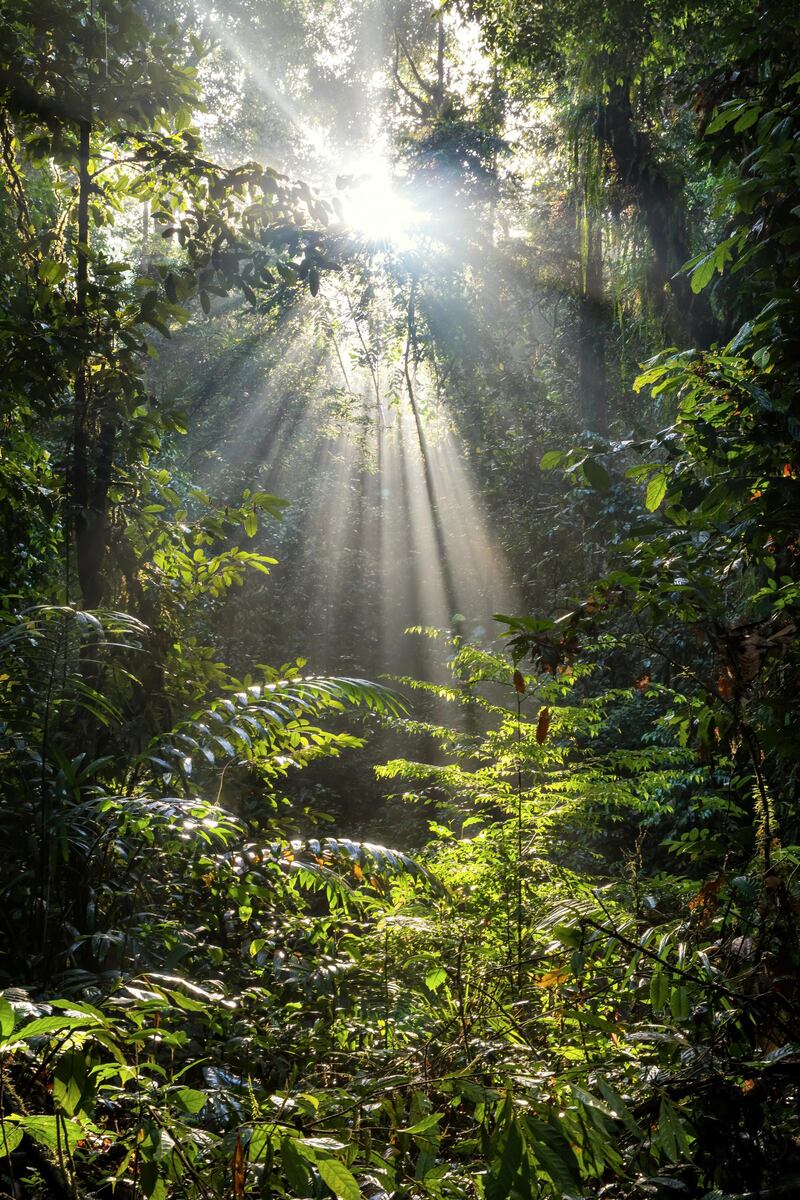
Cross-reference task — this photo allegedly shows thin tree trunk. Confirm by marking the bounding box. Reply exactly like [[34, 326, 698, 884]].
[[71, 115, 99, 606], [140, 198, 150, 265], [578, 213, 607, 436], [435, 16, 445, 110], [71, 111, 116, 608]]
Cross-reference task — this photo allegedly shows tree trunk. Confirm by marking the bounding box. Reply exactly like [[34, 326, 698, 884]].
[[435, 16, 445, 111], [71, 114, 115, 608], [71, 115, 99, 606], [599, 81, 717, 346], [140, 198, 150, 265], [578, 213, 607, 436]]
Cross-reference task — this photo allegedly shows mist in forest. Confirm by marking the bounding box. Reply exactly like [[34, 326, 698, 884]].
[[153, 0, 528, 683]]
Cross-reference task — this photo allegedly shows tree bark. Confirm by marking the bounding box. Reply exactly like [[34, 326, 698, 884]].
[[599, 81, 717, 345], [71, 114, 114, 608], [578, 214, 607, 436], [71, 115, 96, 605]]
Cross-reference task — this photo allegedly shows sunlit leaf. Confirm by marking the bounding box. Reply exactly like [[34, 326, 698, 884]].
[[315, 1156, 361, 1200]]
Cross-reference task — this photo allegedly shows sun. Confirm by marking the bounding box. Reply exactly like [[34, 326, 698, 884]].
[[337, 160, 423, 250]]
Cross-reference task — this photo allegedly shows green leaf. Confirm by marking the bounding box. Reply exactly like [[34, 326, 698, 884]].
[[485, 1120, 523, 1200], [522, 1116, 582, 1195], [424, 967, 447, 992], [281, 1137, 310, 1193], [657, 1099, 687, 1163], [595, 1077, 644, 1137], [293, 1136, 347, 1160], [583, 457, 610, 492], [633, 363, 670, 392], [645, 472, 668, 512], [167, 992, 208, 1013], [174, 1088, 207, 1114], [539, 450, 565, 470], [571, 1084, 614, 1119], [705, 102, 746, 134], [248, 1126, 274, 1161], [15, 1015, 95, 1040], [22, 1116, 82, 1152], [650, 969, 669, 1012], [401, 1113, 444, 1135], [315, 1156, 361, 1200], [689, 236, 737, 293], [733, 105, 762, 132], [0, 998, 15, 1039], [669, 985, 691, 1021], [690, 253, 716, 294], [39, 259, 69, 286], [0, 1124, 23, 1157], [54, 1049, 93, 1117]]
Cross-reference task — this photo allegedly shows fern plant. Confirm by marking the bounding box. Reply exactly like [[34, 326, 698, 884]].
[[0, 604, 407, 987], [359, 629, 796, 1196]]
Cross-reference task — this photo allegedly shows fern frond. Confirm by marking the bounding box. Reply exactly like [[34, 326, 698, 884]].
[[150, 676, 407, 782], [218, 835, 443, 893], [0, 604, 148, 655]]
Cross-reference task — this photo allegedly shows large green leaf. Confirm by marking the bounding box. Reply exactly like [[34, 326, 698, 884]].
[[645, 471, 668, 511], [54, 1049, 94, 1117], [485, 1120, 524, 1200], [0, 998, 15, 1039], [522, 1116, 582, 1195], [22, 1116, 83, 1153], [316, 1156, 361, 1200]]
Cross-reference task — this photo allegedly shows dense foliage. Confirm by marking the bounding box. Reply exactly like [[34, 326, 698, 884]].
[[1, 2, 799, 1200]]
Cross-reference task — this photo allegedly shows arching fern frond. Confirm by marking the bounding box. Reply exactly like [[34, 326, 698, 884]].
[[150, 675, 407, 783], [217, 835, 443, 895], [0, 605, 148, 654]]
